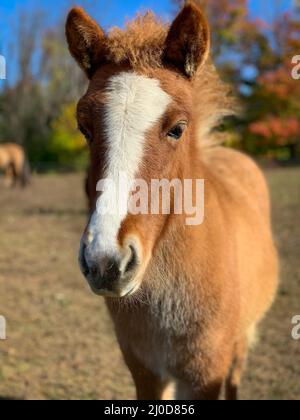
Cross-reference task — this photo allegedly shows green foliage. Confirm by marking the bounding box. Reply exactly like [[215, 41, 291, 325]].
[[48, 103, 88, 171]]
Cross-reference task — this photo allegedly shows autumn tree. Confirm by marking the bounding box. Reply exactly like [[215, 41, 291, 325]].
[[245, 7, 300, 158], [0, 7, 88, 170], [173, 0, 300, 159]]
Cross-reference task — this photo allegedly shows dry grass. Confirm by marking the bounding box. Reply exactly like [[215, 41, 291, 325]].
[[0, 168, 299, 400]]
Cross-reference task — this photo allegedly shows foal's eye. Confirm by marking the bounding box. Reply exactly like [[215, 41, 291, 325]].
[[167, 122, 187, 141], [78, 125, 93, 144]]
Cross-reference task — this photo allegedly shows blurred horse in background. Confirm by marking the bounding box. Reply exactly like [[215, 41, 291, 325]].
[[0, 144, 31, 188]]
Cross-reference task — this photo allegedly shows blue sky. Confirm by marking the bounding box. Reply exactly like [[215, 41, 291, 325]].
[[0, 0, 294, 33], [0, 0, 294, 84]]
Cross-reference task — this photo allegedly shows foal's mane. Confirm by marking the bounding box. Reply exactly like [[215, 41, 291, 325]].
[[106, 13, 167, 69], [105, 13, 235, 146]]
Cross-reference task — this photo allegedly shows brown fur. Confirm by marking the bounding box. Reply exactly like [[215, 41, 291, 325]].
[[164, 1, 210, 76], [107, 13, 167, 70], [66, 1, 278, 400], [0, 143, 30, 188], [66, 7, 107, 78]]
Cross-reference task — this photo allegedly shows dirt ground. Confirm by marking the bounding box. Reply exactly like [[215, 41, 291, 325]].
[[0, 168, 299, 400]]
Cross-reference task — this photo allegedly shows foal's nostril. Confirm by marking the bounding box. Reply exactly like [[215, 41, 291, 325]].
[[90, 264, 99, 277], [124, 245, 138, 274]]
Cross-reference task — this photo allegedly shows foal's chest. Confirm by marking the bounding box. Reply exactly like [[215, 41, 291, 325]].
[[109, 292, 202, 380]]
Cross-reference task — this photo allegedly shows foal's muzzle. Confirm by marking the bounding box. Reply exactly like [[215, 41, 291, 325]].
[[79, 241, 140, 298]]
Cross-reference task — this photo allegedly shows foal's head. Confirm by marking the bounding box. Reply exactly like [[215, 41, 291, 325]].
[[66, 1, 212, 297]]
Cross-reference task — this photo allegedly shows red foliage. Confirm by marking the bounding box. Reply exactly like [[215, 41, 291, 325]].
[[258, 63, 300, 100], [249, 117, 300, 145]]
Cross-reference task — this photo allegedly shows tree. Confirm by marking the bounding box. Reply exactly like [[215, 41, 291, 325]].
[[0, 9, 51, 164], [173, 0, 300, 159], [49, 102, 88, 170], [244, 8, 300, 158], [0, 7, 88, 170]]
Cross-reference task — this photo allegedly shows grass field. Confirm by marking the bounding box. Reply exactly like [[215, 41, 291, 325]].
[[0, 168, 299, 400]]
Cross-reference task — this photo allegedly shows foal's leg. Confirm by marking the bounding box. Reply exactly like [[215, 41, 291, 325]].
[[176, 350, 234, 400], [123, 350, 173, 400], [225, 337, 248, 401], [176, 379, 224, 400], [133, 366, 173, 400]]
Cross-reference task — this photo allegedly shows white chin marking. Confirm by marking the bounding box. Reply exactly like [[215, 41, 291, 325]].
[[86, 72, 171, 260]]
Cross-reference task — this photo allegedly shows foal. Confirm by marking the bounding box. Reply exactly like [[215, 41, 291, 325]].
[[0, 143, 31, 188], [66, 1, 278, 400]]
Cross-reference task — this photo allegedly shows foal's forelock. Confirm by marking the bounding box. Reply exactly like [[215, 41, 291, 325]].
[[86, 72, 171, 262]]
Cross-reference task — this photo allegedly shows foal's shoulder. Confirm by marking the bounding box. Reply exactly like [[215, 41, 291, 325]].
[[202, 146, 264, 182], [201, 146, 270, 213]]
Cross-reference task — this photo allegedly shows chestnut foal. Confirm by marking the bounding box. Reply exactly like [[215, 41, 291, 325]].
[[66, 1, 278, 400]]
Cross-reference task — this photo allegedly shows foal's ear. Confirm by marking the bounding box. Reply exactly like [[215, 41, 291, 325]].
[[66, 7, 106, 78], [164, 1, 210, 78]]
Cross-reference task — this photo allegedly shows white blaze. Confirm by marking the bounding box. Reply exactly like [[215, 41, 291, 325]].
[[86, 72, 171, 262]]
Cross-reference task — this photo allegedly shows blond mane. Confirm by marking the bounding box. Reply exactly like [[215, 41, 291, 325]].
[[106, 13, 167, 69]]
